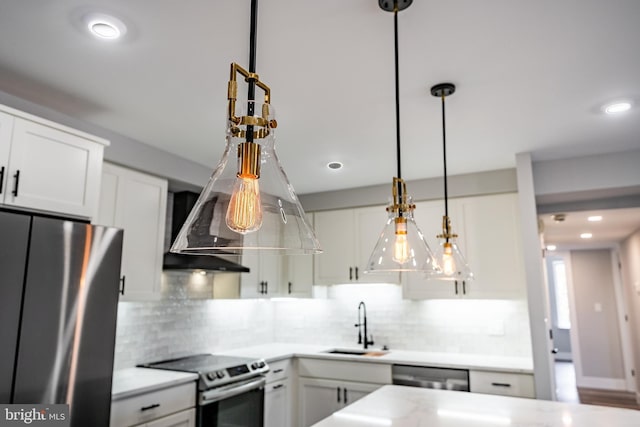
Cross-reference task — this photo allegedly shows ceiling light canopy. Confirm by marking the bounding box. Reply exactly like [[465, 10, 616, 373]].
[[428, 83, 473, 282], [170, 0, 320, 255], [365, 0, 438, 274], [580, 233, 593, 239], [603, 101, 632, 114], [587, 215, 603, 222]]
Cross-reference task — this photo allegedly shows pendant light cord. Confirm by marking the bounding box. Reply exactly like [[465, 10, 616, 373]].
[[246, 0, 259, 143], [393, 1, 405, 209], [441, 94, 450, 240]]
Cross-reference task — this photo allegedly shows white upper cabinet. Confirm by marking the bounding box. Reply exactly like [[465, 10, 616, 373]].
[[97, 163, 168, 301], [403, 193, 526, 299], [0, 105, 107, 219], [240, 251, 283, 298], [314, 206, 399, 285]]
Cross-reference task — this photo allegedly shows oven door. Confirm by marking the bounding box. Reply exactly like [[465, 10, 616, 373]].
[[197, 376, 266, 427]]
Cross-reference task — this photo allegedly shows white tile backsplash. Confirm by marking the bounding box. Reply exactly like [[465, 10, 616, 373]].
[[114, 279, 532, 369]]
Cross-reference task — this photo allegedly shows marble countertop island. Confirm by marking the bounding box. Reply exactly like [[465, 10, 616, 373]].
[[312, 385, 640, 427]]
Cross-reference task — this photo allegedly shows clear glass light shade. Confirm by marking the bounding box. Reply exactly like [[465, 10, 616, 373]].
[[365, 202, 439, 273], [170, 102, 321, 254], [428, 238, 473, 281]]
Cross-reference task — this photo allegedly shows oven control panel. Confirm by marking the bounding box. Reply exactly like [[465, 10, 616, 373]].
[[200, 359, 269, 390]]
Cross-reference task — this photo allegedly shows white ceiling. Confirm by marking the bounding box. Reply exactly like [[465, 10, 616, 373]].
[[540, 207, 640, 249], [1, 0, 639, 194]]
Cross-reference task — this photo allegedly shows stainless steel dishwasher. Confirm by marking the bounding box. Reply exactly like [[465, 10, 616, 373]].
[[392, 364, 470, 391]]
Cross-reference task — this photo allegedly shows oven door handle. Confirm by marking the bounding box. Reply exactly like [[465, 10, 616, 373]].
[[200, 376, 266, 406]]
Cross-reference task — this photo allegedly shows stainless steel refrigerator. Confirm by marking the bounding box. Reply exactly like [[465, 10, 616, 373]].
[[0, 209, 123, 427]]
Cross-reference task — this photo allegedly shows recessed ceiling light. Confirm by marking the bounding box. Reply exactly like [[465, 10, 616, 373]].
[[327, 161, 343, 170], [588, 215, 603, 222], [603, 101, 632, 114], [580, 233, 593, 239], [546, 245, 557, 251], [84, 13, 127, 40]]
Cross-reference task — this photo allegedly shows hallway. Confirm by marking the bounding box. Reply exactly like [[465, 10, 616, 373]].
[[555, 361, 640, 410]]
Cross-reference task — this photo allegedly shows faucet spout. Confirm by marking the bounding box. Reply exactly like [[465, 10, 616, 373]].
[[355, 301, 374, 350]]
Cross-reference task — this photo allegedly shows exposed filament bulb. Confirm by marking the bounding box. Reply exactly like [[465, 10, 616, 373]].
[[441, 242, 456, 276], [393, 219, 410, 264], [226, 174, 263, 234]]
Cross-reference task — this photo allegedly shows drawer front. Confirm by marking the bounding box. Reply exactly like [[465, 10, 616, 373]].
[[469, 370, 535, 398], [298, 358, 391, 384], [110, 382, 196, 427], [266, 359, 291, 384]]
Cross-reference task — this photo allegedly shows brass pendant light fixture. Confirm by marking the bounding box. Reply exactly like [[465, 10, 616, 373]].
[[428, 83, 473, 281], [365, 0, 438, 273], [171, 0, 321, 255]]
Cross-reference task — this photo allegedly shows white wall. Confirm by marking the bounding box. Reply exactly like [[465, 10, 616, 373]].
[[620, 227, 640, 393], [114, 278, 532, 370]]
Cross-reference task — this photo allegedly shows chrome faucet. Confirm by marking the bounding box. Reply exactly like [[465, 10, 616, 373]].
[[355, 301, 374, 349]]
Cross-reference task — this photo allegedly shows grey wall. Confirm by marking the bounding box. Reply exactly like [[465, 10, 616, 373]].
[[0, 90, 210, 192], [299, 168, 517, 211], [620, 227, 640, 392], [571, 249, 625, 379]]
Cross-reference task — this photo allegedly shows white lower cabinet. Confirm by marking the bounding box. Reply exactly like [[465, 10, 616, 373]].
[[469, 370, 535, 398], [297, 358, 391, 427], [299, 378, 380, 427], [264, 359, 292, 427], [145, 409, 195, 427], [110, 382, 196, 427]]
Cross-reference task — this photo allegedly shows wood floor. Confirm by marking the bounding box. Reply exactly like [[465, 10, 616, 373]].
[[555, 361, 640, 410], [578, 387, 640, 410]]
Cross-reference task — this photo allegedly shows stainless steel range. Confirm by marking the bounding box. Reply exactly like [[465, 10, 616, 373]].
[[141, 354, 269, 427]]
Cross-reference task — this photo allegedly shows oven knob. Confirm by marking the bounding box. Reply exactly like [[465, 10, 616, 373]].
[[251, 363, 258, 370], [216, 370, 225, 379], [258, 361, 266, 368], [206, 372, 217, 381]]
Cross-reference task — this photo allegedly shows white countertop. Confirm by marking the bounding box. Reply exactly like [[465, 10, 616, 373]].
[[218, 343, 534, 373], [112, 343, 533, 400], [111, 367, 198, 401], [312, 385, 640, 427]]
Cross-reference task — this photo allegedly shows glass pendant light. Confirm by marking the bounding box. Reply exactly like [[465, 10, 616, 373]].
[[428, 83, 473, 281], [171, 0, 321, 255], [365, 0, 438, 274]]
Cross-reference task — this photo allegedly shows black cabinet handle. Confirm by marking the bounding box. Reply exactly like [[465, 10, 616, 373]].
[[337, 387, 341, 403], [265, 281, 268, 294], [288, 282, 292, 294], [491, 382, 512, 388], [0, 166, 4, 194], [355, 267, 359, 281], [272, 384, 284, 390], [12, 170, 20, 197], [462, 280, 466, 295], [119, 276, 126, 295], [343, 387, 348, 404], [454, 280, 458, 295], [140, 403, 160, 411], [273, 369, 284, 374], [349, 267, 353, 281]]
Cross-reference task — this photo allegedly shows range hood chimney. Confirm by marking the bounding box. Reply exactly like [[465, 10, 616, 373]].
[[163, 191, 250, 273]]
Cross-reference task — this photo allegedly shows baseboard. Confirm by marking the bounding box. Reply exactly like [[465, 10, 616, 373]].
[[577, 376, 627, 390]]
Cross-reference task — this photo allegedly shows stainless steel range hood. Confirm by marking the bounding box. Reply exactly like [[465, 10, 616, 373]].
[[163, 191, 250, 273]]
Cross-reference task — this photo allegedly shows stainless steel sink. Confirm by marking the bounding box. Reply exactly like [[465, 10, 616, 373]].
[[324, 349, 388, 357]]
